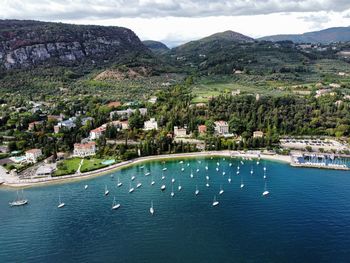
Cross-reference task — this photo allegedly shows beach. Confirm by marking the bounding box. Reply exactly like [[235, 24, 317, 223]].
[[0, 151, 290, 188]]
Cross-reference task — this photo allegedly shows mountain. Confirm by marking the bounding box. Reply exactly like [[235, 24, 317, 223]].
[[0, 20, 150, 71], [259, 27, 350, 44], [142, 40, 169, 53]]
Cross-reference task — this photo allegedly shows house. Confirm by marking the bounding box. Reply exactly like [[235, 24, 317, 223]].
[[25, 148, 43, 163], [174, 126, 187, 137], [90, 126, 106, 140], [214, 121, 229, 135], [148, 96, 157, 104], [231, 89, 241, 96], [107, 101, 122, 108], [144, 118, 158, 130], [54, 118, 76, 133], [73, 142, 96, 157], [110, 108, 147, 119], [253, 131, 264, 138], [28, 121, 43, 131], [47, 114, 64, 122], [329, 83, 341, 89], [198, 125, 207, 134]]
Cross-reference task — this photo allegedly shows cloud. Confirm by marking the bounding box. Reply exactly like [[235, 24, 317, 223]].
[[1, 0, 350, 20], [298, 12, 331, 29]]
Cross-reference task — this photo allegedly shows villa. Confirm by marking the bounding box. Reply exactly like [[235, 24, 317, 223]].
[[253, 131, 264, 138], [198, 125, 207, 134], [110, 108, 147, 119], [144, 118, 158, 130], [174, 126, 187, 137], [214, 121, 229, 135], [90, 126, 106, 140], [73, 142, 96, 157], [25, 148, 43, 163]]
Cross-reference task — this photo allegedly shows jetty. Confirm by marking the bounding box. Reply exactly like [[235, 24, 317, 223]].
[[291, 153, 350, 171]]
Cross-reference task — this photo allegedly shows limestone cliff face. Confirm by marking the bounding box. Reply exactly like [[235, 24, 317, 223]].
[[0, 20, 148, 70]]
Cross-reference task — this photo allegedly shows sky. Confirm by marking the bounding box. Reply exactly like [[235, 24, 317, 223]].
[[1, 0, 350, 47]]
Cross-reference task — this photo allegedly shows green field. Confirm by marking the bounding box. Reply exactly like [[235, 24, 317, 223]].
[[54, 158, 81, 176], [80, 158, 109, 173]]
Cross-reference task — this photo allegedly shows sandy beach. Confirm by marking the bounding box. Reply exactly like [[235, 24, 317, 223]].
[[0, 150, 291, 188]]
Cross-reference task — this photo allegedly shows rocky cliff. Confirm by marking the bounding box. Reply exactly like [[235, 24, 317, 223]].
[[0, 20, 149, 70]]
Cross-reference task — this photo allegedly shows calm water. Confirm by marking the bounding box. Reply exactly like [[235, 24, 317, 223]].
[[1, 157, 350, 263]]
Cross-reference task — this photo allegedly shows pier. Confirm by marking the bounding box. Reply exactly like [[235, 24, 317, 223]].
[[290, 153, 350, 171]]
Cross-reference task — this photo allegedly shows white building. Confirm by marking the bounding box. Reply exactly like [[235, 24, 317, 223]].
[[214, 121, 229, 135], [89, 126, 106, 140], [73, 142, 96, 157], [25, 148, 43, 163], [253, 131, 264, 138], [148, 96, 157, 104], [174, 126, 187, 137], [110, 108, 147, 119], [144, 118, 158, 131]]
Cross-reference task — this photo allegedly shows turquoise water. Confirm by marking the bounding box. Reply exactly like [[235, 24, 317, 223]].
[[1, 157, 350, 263]]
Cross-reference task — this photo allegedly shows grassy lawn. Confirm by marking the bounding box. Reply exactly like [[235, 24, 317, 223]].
[[54, 158, 81, 176], [80, 158, 114, 173]]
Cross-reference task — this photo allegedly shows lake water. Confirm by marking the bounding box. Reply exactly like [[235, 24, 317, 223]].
[[1, 157, 350, 263]]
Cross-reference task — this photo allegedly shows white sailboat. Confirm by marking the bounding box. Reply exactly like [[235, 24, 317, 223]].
[[58, 194, 65, 208], [140, 165, 144, 169], [171, 185, 175, 197], [117, 177, 123, 187], [171, 178, 175, 183], [219, 185, 224, 195], [145, 171, 151, 176], [212, 195, 219, 206], [178, 181, 182, 191], [229, 163, 232, 167], [228, 176, 232, 183], [150, 201, 154, 215], [162, 166, 167, 171], [131, 175, 136, 181], [263, 171, 267, 179], [205, 166, 208, 170], [84, 184, 88, 190], [151, 176, 155, 185], [9, 190, 28, 207], [222, 171, 226, 176], [206, 175, 209, 180], [240, 176, 244, 189], [196, 168, 199, 173], [236, 170, 240, 175], [216, 162, 220, 166], [195, 185, 199, 195], [206, 178, 210, 187], [250, 167, 254, 175], [262, 181, 270, 196], [112, 197, 120, 210], [136, 182, 142, 188], [161, 184, 166, 191], [104, 185, 109, 196], [216, 167, 219, 172], [129, 183, 135, 193], [179, 161, 184, 164], [190, 169, 194, 178], [263, 166, 267, 172]]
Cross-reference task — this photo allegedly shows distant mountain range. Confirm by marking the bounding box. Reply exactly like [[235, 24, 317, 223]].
[[259, 26, 350, 44]]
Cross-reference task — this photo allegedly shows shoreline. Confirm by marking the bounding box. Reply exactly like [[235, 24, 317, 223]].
[[0, 150, 297, 188]]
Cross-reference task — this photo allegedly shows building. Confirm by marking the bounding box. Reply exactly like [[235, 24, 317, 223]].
[[148, 96, 157, 104], [110, 108, 147, 119], [54, 117, 93, 133], [253, 131, 264, 138], [28, 121, 43, 131], [144, 118, 158, 131], [90, 126, 106, 140], [198, 125, 207, 134], [174, 126, 187, 137], [214, 121, 229, 135], [231, 89, 241, 96], [35, 165, 55, 176], [73, 142, 96, 157], [47, 114, 64, 122], [25, 148, 43, 163]]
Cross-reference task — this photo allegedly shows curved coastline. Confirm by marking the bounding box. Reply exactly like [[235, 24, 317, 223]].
[[0, 151, 290, 189]]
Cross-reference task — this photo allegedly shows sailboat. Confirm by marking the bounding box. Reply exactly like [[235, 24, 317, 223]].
[[58, 194, 65, 208], [84, 184, 88, 190], [263, 166, 267, 172], [228, 176, 232, 183], [171, 178, 175, 183], [181, 167, 185, 172], [162, 164, 167, 171], [136, 182, 142, 188], [112, 196, 120, 210], [222, 171, 226, 176], [161, 171, 165, 180], [171, 185, 175, 197], [131, 175, 136, 181], [145, 171, 151, 176], [216, 167, 219, 172], [212, 195, 219, 206], [205, 166, 208, 170], [236, 170, 240, 175], [250, 167, 254, 175], [104, 185, 109, 196], [196, 168, 200, 173], [140, 165, 144, 169], [178, 181, 182, 191], [190, 169, 194, 178], [240, 176, 245, 189], [117, 177, 123, 187], [129, 183, 135, 193], [262, 181, 270, 196], [263, 171, 267, 179], [229, 163, 232, 167], [150, 201, 154, 215], [151, 176, 155, 185], [179, 160, 184, 164], [9, 190, 28, 207], [240, 160, 244, 165], [206, 178, 210, 187], [206, 175, 209, 180], [195, 185, 199, 195], [219, 185, 224, 195], [216, 162, 220, 166], [161, 184, 166, 191]]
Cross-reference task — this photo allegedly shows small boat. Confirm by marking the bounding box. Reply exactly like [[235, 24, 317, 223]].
[[228, 176, 232, 183], [151, 176, 155, 185], [129, 183, 134, 193], [112, 197, 120, 210], [196, 168, 199, 173], [145, 172, 151, 176], [216, 162, 220, 166], [263, 172, 267, 179], [206, 175, 209, 180], [240, 183, 245, 189], [84, 184, 88, 190], [240, 161, 244, 165], [161, 184, 166, 191], [171, 185, 175, 197], [161, 175, 165, 180], [150, 201, 154, 215], [9, 190, 28, 207], [110, 174, 114, 178], [104, 185, 109, 196], [229, 163, 232, 167], [262, 182, 270, 196], [195, 185, 199, 196], [257, 161, 260, 165], [237, 166, 240, 170], [263, 166, 267, 171], [117, 177, 122, 187], [222, 171, 226, 176], [212, 195, 219, 206], [136, 182, 142, 188], [236, 170, 240, 175], [178, 182, 182, 191], [171, 178, 175, 183], [205, 166, 208, 170], [190, 170, 194, 178], [179, 161, 184, 164], [131, 175, 136, 181], [187, 163, 190, 167], [216, 167, 219, 172], [162, 167, 167, 171], [140, 165, 144, 169], [58, 195, 65, 208], [206, 179, 210, 187], [181, 167, 185, 172], [250, 168, 254, 175], [219, 185, 224, 195]]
